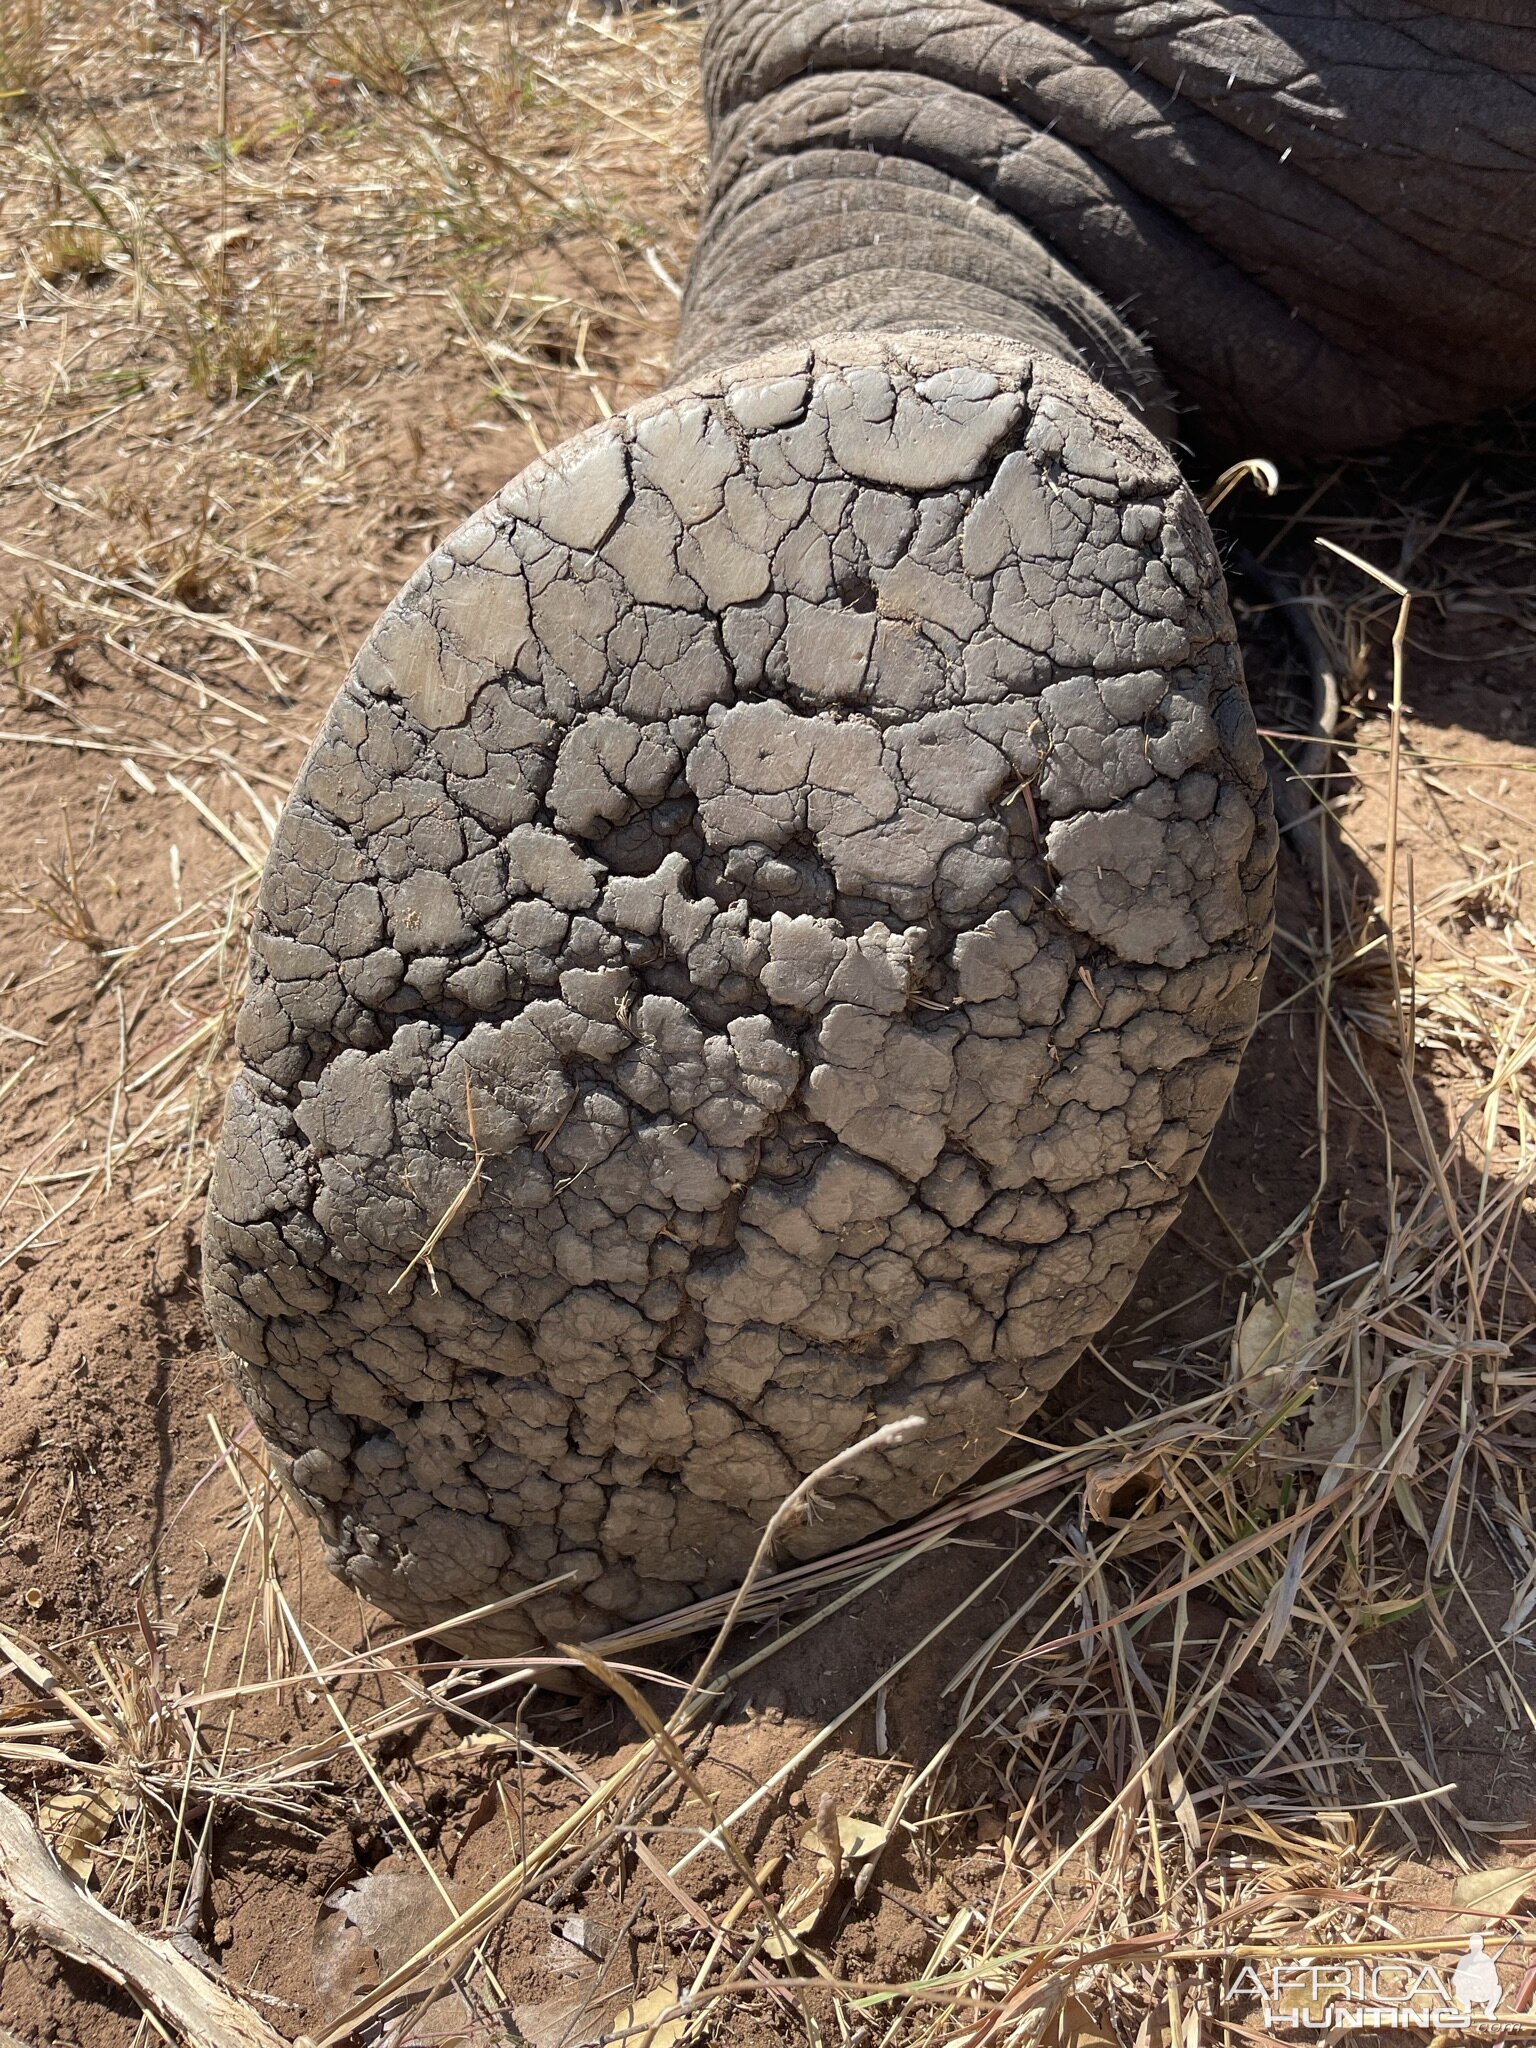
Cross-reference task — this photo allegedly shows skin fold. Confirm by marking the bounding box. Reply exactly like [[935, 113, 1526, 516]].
[[689, 0, 1536, 453], [202, 2, 1536, 1653]]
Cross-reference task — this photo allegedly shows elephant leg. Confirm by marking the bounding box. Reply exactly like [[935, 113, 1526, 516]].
[[698, 0, 1536, 455], [203, 13, 1280, 1655]]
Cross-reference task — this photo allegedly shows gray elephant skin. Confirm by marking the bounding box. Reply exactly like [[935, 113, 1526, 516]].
[[202, 1, 1536, 1654]]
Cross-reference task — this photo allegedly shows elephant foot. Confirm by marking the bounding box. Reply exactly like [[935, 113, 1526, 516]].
[[205, 331, 1275, 1657]]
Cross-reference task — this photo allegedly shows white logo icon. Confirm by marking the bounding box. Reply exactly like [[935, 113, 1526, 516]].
[[1233, 1937, 1521, 2028], [1452, 1936, 1503, 2019]]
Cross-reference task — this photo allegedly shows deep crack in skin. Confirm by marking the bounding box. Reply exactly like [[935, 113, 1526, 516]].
[[204, 334, 1276, 1654]]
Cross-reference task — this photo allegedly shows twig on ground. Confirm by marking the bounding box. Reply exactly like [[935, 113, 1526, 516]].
[[681, 1413, 925, 1707], [0, 1789, 288, 2048]]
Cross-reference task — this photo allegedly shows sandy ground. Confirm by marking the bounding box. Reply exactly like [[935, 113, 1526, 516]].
[[3, 6, 1536, 2046]]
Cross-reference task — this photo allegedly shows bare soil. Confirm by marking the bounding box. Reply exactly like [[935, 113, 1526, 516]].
[[3, 7, 1536, 2047]]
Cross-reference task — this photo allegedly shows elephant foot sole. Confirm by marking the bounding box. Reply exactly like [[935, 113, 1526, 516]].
[[205, 331, 1275, 1656]]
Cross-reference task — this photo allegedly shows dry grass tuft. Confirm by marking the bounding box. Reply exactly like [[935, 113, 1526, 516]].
[[181, 301, 317, 402], [0, 0, 50, 111], [304, 0, 437, 97], [32, 220, 109, 284]]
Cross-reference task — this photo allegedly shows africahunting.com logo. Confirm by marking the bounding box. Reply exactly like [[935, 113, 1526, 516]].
[[1236, 1939, 1533, 2030]]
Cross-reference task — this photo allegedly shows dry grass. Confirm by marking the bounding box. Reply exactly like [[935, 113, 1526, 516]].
[[0, 0, 699, 1268], [31, 221, 110, 284], [181, 302, 317, 402], [2, 6, 1536, 2048], [0, 0, 51, 112]]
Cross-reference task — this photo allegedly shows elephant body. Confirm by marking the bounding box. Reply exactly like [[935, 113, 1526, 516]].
[[202, 0, 1536, 1654]]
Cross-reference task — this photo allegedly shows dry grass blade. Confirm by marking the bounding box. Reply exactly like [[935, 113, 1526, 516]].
[[388, 1075, 486, 1296], [311, 1737, 663, 2047], [0, 0, 51, 108], [1317, 536, 1414, 938], [682, 1413, 924, 1701]]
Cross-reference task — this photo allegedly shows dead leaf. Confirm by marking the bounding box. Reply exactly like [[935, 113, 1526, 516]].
[[811, 1788, 842, 1886], [1235, 1243, 1318, 1395], [1165, 1757, 1200, 1860], [816, 1812, 888, 1864], [1015, 1698, 1064, 1740], [1393, 1475, 1428, 1539], [1132, 1995, 1173, 2048], [1451, 1864, 1536, 1918], [200, 225, 254, 261], [1389, 1361, 1429, 1481], [39, 1785, 118, 1883], [1046, 1992, 1121, 2048], [763, 1811, 889, 1957], [609, 1974, 688, 2048], [1084, 1446, 1167, 1522], [762, 1874, 826, 1958], [1304, 1348, 1431, 1475], [445, 1777, 502, 1874], [310, 1901, 377, 2011], [1300, 1383, 1367, 1462], [556, 1914, 608, 1960], [312, 1856, 454, 2019]]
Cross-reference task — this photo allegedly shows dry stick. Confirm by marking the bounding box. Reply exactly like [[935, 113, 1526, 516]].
[[0, 1790, 287, 2048], [680, 1413, 925, 1709], [1315, 536, 1412, 938]]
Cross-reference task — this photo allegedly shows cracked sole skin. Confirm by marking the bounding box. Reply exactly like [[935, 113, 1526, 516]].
[[203, 331, 1277, 1656]]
